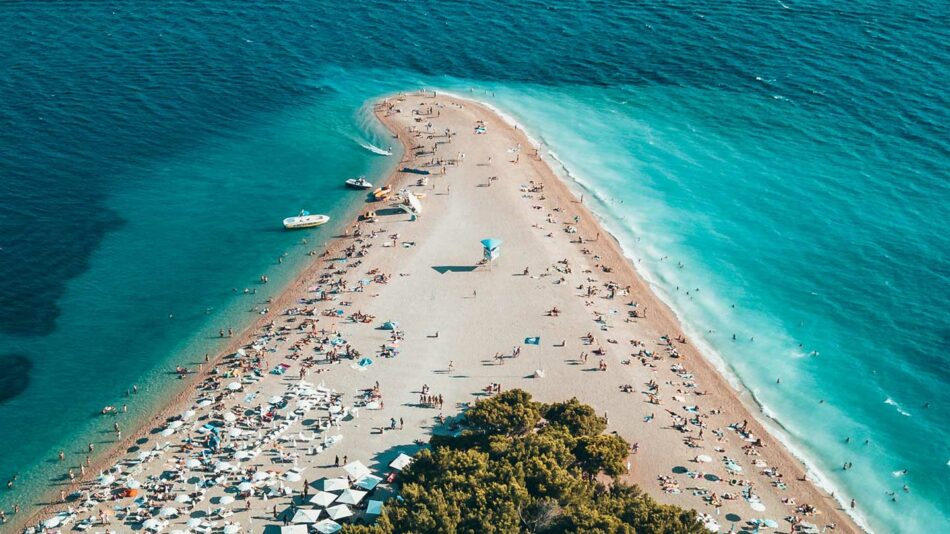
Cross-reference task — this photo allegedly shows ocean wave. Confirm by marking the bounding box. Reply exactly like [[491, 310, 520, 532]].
[[884, 397, 912, 417]]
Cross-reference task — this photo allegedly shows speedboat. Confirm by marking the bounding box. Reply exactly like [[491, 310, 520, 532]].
[[345, 176, 373, 189], [283, 210, 330, 229]]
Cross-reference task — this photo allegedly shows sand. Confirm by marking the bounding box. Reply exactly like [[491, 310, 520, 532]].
[[19, 91, 860, 534]]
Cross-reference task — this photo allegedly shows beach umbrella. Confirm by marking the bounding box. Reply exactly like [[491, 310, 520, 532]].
[[161, 428, 176, 437], [309, 490, 337, 507], [313, 519, 342, 534], [126, 479, 141, 489], [381, 321, 399, 330], [175, 493, 192, 503], [291, 509, 322, 524], [285, 471, 302, 482], [696, 454, 713, 463], [215, 461, 235, 472], [223, 524, 241, 534], [326, 504, 353, 520], [366, 499, 384, 515], [185, 458, 201, 469], [169, 420, 184, 430], [223, 412, 237, 423], [237, 481, 254, 492], [226, 382, 242, 391], [253, 471, 271, 482], [281, 526, 308, 534], [230, 429, 244, 439], [322, 477, 349, 491], [187, 518, 203, 528], [182, 410, 196, 420], [98, 474, 116, 486], [357, 357, 373, 367], [268, 395, 284, 405], [197, 399, 214, 408], [142, 518, 163, 531], [160, 506, 178, 517], [342, 460, 370, 480], [233, 449, 251, 460], [336, 488, 367, 505], [42, 516, 64, 528], [219, 495, 235, 505], [169, 530, 188, 534], [750, 502, 766, 512], [354, 474, 383, 490], [389, 453, 413, 471]]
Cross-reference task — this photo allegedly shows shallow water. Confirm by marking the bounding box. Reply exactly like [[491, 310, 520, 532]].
[[0, 2, 947, 531]]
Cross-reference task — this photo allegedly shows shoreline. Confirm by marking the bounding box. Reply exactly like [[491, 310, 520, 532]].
[[11, 113, 403, 532], [20, 90, 862, 534], [442, 89, 869, 531]]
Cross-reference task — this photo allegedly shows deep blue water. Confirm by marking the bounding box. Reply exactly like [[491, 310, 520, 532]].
[[0, 1, 947, 531]]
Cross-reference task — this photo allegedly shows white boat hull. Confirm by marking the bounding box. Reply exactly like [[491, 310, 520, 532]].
[[283, 214, 330, 229], [346, 179, 373, 189]]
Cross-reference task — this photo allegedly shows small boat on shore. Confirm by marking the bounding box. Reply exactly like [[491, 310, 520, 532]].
[[372, 185, 392, 200], [283, 210, 330, 229], [345, 176, 373, 189]]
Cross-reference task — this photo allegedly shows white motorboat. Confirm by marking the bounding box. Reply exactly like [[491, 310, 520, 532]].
[[345, 176, 374, 189], [283, 210, 330, 229]]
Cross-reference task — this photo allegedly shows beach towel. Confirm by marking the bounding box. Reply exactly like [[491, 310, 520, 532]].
[[524, 336, 540, 345]]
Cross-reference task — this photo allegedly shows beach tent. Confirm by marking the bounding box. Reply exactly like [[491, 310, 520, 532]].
[[389, 453, 414, 471], [326, 504, 353, 520], [309, 490, 338, 507], [354, 474, 383, 490], [322, 477, 350, 491], [382, 321, 399, 330], [291, 509, 322, 524], [480, 238, 502, 261], [314, 519, 343, 534], [343, 460, 371, 480], [366, 500, 384, 515], [281, 526, 308, 534], [336, 488, 367, 505]]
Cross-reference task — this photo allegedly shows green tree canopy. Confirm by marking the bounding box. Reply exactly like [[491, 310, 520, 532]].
[[346, 389, 700, 534]]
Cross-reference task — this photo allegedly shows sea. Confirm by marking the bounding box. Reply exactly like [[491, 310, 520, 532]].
[[0, 1, 946, 532]]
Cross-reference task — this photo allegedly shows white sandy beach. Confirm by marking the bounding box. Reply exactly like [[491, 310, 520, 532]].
[[20, 91, 860, 534]]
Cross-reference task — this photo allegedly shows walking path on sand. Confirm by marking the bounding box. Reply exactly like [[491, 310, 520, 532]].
[[20, 91, 860, 534]]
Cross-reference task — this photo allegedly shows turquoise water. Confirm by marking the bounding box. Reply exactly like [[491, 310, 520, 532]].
[[1, 2, 947, 532]]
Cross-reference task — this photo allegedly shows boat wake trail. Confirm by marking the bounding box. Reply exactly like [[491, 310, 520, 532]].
[[355, 138, 392, 156]]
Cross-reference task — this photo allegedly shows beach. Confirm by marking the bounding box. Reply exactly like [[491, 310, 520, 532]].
[[18, 91, 862, 534]]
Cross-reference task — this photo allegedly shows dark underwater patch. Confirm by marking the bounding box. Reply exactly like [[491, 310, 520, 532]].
[[0, 353, 32, 403]]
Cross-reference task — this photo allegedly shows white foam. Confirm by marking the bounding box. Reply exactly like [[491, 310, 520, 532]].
[[884, 397, 911, 417], [357, 140, 392, 156]]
